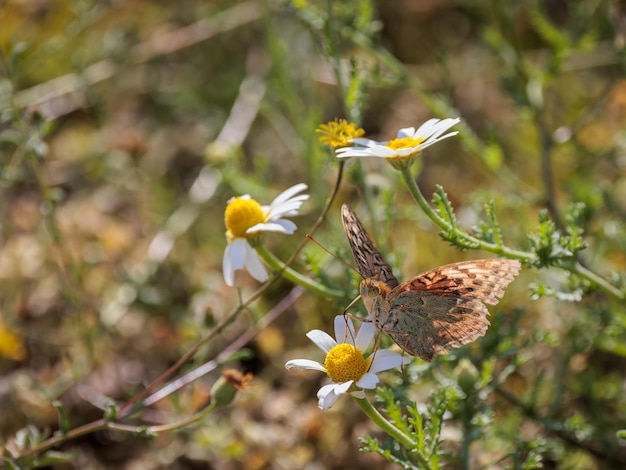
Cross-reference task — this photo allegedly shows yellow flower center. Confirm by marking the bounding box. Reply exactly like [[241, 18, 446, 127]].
[[224, 197, 266, 239], [385, 136, 425, 154], [324, 343, 371, 383], [316, 119, 365, 149]]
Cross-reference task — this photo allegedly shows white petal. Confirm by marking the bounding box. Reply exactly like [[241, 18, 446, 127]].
[[306, 329, 337, 353], [335, 150, 371, 159], [354, 321, 376, 350], [266, 219, 298, 234], [317, 383, 338, 399], [247, 219, 298, 235], [243, 242, 268, 282], [336, 144, 394, 157], [334, 315, 355, 345], [334, 381, 353, 394], [396, 147, 418, 157], [416, 118, 460, 141], [317, 384, 342, 410], [267, 199, 308, 219], [356, 372, 379, 389], [397, 127, 416, 138], [335, 147, 373, 157], [349, 138, 381, 147], [270, 183, 308, 207], [285, 359, 326, 372], [272, 219, 298, 233], [368, 349, 411, 373], [434, 117, 461, 133], [222, 244, 235, 287], [222, 239, 248, 285], [317, 381, 353, 410], [247, 221, 293, 234], [364, 145, 397, 157], [229, 238, 248, 269], [421, 132, 459, 148], [413, 118, 441, 138]]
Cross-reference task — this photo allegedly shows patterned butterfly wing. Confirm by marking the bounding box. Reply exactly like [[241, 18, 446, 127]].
[[382, 259, 521, 361], [341, 204, 399, 288]]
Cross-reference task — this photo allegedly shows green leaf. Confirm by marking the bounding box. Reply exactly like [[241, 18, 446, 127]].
[[53, 401, 70, 435]]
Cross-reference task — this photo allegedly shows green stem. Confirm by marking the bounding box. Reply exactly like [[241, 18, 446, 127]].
[[16, 419, 107, 464], [353, 395, 431, 469], [139, 402, 219, 433], [568, 261, 625, 300], [399, 166, 625, 300], [400, 166, 532, 261], [16, 401, 219, 466], [255, 244, 344, 300], [350, 160, 382, 242]]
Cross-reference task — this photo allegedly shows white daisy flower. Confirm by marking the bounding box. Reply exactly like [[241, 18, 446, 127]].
[[223, 183, 309, 286], [335, 118, 461, 168], [285, 316, 411, 410]]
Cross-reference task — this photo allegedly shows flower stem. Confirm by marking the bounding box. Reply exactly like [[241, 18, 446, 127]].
[[353, 395, 431, 469], [399, 166, 625, 300], [255, 244, 344, 300], [567, 261, 625, 300], [400, 166, 532, 261]]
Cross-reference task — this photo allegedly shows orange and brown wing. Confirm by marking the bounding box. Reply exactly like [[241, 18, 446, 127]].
[[396, 259, 521, 304], [384, 259, 521, 361]]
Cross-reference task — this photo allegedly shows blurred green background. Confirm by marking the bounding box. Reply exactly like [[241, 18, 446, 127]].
[[1, 0, 626, 468]]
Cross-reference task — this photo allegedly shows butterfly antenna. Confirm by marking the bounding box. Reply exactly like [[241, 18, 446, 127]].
[[343, 294, 362, 316], [306, 234, 359, 275]]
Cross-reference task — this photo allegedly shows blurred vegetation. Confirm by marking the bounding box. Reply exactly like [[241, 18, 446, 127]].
[[1, 0, 626, 468]]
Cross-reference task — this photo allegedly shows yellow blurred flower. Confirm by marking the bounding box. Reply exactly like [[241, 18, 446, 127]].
[[316, 119, 365, 149], [0, 322, 26, 361]]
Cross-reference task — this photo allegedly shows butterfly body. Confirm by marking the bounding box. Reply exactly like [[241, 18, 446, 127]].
[[342, 203, 521, 362]]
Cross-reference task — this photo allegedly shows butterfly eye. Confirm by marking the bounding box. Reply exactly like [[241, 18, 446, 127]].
[[367, 285, 380, 297]]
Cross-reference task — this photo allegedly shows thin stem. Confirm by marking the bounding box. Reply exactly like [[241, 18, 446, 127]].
[[136, 401, 219, 434], [351, 159, 382, 242], [537, 116, 563, 230], [284, 160, 345, 268], [353, 396, 431, 469], [255, 244, 343, 299], [16, 419, 107, 462], [142, 286, 304, 407], [566, 261, 625, 300], [115, 280, 273, 419]]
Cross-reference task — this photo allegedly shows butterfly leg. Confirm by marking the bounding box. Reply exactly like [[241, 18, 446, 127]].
[[396, 335, 411, 382]]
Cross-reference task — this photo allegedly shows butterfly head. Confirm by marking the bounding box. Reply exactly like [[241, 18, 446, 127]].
[[360, 278, 392, 326]]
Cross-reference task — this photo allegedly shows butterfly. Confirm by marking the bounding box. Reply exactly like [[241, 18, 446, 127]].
[[341, 203, 521, 362]]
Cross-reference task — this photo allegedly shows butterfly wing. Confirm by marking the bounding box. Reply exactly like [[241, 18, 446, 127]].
[[341, 204, 399, 288], [383, 259, 521, 361]]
